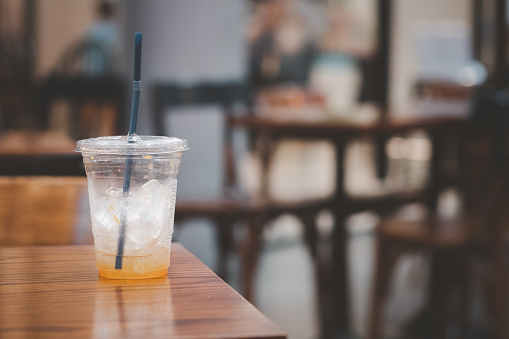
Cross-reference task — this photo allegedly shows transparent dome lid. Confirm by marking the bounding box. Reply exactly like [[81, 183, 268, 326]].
[[76, 135, 188, 155]]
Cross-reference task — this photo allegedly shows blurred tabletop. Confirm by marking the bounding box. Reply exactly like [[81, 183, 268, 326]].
[[230, 111, 469, 139], [0, 130, 76, 155], [0, 130, 85, 176], [0, 243, 286, 339]]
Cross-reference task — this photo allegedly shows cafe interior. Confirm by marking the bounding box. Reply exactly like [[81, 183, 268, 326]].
[[0, 0, 508, 338]]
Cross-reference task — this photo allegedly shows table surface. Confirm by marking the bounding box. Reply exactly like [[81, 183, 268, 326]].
[[0, 130, 77, 155], [0, 244, 286, 339], [0, 131, 85, 176]]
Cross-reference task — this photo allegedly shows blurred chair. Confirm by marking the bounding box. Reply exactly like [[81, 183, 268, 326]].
[[466, 131, 509, 339], [0, 131, 91, 246], [0, 34, 34, 130], [0, 176, 91, 246], [152, 82, 328, 300], [35, 40, 125, 139], [368, 127, 509, 339]]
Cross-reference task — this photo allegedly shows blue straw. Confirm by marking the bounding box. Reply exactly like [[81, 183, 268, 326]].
[[115, 32, 142, 270]]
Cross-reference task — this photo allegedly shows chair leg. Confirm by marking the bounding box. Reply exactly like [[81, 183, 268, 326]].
[[456, 251, 472, 339], [492, 243, 508, 339], [331, 213, 349, 333], [240, 216, 263, 302], [300, 211, 330, 338], [428, 252, 451, 339], [427, 250, 473, 339], [216, 218, 235, 282], [301, 211, 318, 258], [368, 236, 401, 339]]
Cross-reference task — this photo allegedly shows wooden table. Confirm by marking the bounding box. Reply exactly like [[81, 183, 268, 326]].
[[231, 113, 467, 138], [230, 112, 468, 336], [0, 244, 286, 339], [0, 130, 85, 176]]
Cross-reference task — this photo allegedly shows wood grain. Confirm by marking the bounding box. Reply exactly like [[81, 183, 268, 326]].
[[0, 176, 92, 246], [0, 244, 286, 339]]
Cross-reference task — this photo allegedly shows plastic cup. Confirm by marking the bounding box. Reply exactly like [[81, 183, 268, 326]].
[[76, 135, 188, 279]]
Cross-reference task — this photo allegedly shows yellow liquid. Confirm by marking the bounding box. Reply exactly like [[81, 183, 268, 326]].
[[95, 250, 170, 279]]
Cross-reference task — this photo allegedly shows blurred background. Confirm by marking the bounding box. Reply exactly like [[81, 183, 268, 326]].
[[1, 0, 508, 339]]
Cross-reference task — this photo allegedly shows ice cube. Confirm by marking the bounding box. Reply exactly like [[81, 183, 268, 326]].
[[90, 178, 177, 256], [122, 179, 167, 254], [89, 186, 125, 254]]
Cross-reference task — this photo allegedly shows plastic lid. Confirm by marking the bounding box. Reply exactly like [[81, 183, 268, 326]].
[[76, 135, 189, 155]]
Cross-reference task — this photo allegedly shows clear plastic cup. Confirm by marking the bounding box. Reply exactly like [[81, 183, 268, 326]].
[[76, 135, 188, 279]]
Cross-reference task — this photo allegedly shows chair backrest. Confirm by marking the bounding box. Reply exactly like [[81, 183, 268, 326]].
[[0, 132, 90, 245], [457, 128, 509, 238], [0, 35, 34, 130], [57, 41, 114, 76], [0, 176, 91, 246], [152, 82, 249, 133], [35, 40, 125, 138], [152, 82, 250, 191]]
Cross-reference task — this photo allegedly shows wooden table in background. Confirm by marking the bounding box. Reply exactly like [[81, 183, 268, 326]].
[[231, 112, 468, 336], [0, 244, 286, 339], [0, 130, 85, 176]]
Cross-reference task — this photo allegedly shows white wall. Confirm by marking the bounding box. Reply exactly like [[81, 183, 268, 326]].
[[123, 0, 247, 134]]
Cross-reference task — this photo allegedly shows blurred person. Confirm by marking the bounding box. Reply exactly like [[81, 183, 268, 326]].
[[82, 0, 122, 75], [247, 0, 380, 116], [247, 0, 322, 88]]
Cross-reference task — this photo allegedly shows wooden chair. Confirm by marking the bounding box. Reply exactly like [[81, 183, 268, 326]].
[[0, 176, 91, 246], [480, 179, 509, 339], [152, 82, 328, 300], [467, 135, 509, 339], [0, 34, 34, 130], [0, 132, 91, 246], [0, 129, 85, 176], [368, 127, 509, 339]]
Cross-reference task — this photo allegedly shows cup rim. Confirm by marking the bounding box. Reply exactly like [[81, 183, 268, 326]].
[[75, 135, 189, 155]]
